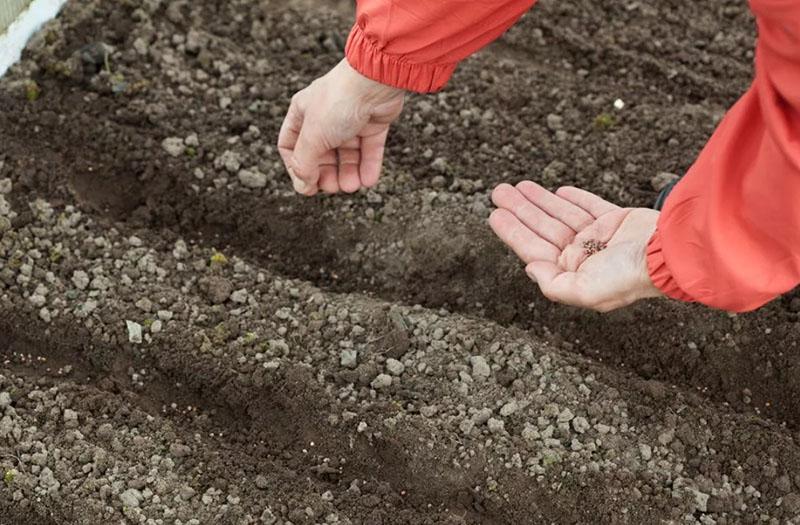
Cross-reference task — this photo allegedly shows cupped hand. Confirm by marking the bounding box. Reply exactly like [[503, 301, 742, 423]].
[[489, 181, 663, 312], [278, 59, 405, 196]]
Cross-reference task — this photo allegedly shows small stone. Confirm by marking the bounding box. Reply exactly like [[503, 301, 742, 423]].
[[0, 179, 11, 194], [470, 356, 491, 379], [651, 172, 680, 192], [572, 416, 590, 434], [658, 429, 675, 446], [179, 486, 196, 500], [162, 137, 185, 157], [420, 406, 438, 418], [487, 418, 505, 434], [0, 392, 11, 408], [546, 114, 563, 131], [216, 150, 242, 173], [135, 297, 153, 312], [613, 98, 625, 110], [473, 408, 492, 425], [499, 400, 518, 417], [230, 288, 248, 304], [120, 488, 142, 508], [385, 358, 405, 376], [340, 350, 357, 369], [521, 424, 540, 442], [126, 321, 143, 344], [200, 277, 233, 304], [431, 157, 448, 173], [255, 475, 269, 490], [689, 488, 709, 513], [639, 443, 653, 461], [371, 374, 392, 390], [72, 271, 90, 290], [459, 418, 475, 435], [169, 443, 192, 458], [783, 492, 800, 514], [238, 169, 267, 189], [557, 408, 575, 423]]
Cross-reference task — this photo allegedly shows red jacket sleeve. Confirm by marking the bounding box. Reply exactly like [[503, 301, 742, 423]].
[[345, 0, 536, 93], [647, 0, 800, 312]]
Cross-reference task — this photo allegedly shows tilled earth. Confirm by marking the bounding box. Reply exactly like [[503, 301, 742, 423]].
[[2, 0, 800, 523]]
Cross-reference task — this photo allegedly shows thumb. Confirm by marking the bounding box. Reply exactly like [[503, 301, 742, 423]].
[[290, 125, 329, 193]]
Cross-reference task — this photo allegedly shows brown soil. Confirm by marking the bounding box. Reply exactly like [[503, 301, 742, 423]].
[[1, 0, 800, 523]]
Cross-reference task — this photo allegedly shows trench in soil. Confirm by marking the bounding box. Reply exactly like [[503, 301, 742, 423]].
[[0, 312, 546, 524]]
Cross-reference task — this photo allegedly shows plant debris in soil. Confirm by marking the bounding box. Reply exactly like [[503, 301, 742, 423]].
[[1, 0, 800, 524]]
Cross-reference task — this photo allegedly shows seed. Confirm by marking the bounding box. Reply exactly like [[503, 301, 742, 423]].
[[582, 240, 607, 256]]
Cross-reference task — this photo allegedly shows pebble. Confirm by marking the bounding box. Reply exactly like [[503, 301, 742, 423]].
[[385, 358, 405, 376], [126, 321, 143, 344], [201, 276, 233, 304], [255, 475, 269, 490], [71, 270, 90, 290], [470, 356, 491, 379], [162, 137, 185, 157], [120, 488, 143, 508], [230, 288, 248, 304], [651, 172, 680, 192], [557, 408, 575, 423], [639, 443, 653, 461], [0, 392, 10, 408], [658, 429, 675, 446], [169, 443, 192, 458], [340, 349, 358, 369], [238, 169, 267, 189], [487, 418, 505, 434], [499, 400, 518, 417], [473, 408, 492, 425], [572, 416, 590, 434], [371, 374, 392, 390]]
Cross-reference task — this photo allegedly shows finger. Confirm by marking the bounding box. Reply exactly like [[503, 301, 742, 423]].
[[337, 145, 362, 193], [555, 186, 618, 218], [287, 166, 317, 196], [491, 183, 576, 249], [318, 165, 340, 194], [360, 129, 389, 188], [318, 149, 338, 166], [489, 209, 560, 264], [278, 102, 302, 166], [516, 181, 594, 232], [291, 123, 330, 191], [525, 262, 586, 307]]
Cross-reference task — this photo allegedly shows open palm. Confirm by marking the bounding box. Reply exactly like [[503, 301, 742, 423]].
[[489, 181, 662, 312]]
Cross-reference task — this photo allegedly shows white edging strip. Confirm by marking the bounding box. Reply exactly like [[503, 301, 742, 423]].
[[0, 0, 68, 78]]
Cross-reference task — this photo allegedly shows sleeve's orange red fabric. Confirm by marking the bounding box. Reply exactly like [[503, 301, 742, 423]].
[[345, 0, 536, 93], [647, 0, 800, 312]]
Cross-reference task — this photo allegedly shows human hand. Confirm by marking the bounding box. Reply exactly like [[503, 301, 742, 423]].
[[489, 181, 663, 312], [278, 59, 405, 196]]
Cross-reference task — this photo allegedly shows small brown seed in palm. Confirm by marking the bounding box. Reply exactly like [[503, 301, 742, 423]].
[[583, 240, 607, 256]]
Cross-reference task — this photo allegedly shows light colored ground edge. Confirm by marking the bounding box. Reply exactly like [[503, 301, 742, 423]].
[[0, 0, 68, 78], [0, 0, 34, 33]]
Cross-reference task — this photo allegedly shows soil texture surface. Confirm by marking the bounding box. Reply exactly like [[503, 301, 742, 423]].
[[2, 0, 800, 523]]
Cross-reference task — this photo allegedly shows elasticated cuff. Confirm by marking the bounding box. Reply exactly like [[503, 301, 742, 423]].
[[646, 231, 695, 303], [345, 24, 458, 93]]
